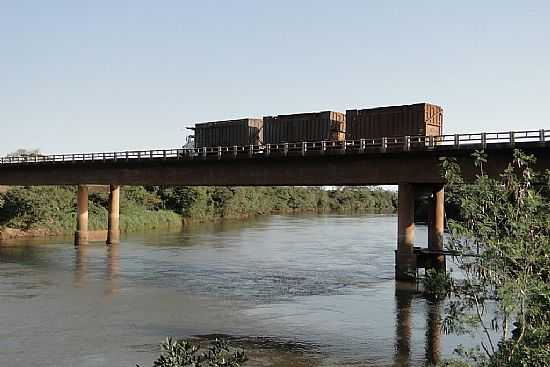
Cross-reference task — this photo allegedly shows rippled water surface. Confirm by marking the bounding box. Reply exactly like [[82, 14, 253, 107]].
[[0, 215, 472, 366]]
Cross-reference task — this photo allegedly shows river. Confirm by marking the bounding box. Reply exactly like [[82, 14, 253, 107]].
[[0, 214, 475, 366]]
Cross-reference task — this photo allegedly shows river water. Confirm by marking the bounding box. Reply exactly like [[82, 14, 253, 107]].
[[0, 215, 474, 366]]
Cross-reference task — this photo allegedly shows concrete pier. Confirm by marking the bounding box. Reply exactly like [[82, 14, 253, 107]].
[[106, 185, 120, 245], [395, 183, 416, 281], [75, 185, 89, 246], [428, 185, 445, 270]]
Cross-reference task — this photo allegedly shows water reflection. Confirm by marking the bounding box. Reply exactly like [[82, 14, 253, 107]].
[[394, 281, 442, 367], [105, 244, 120, 296], [425, 300, 443, 366], [74, 244, 88, 286], [394, 282, 414, 366], [73, 244, 120, 296]]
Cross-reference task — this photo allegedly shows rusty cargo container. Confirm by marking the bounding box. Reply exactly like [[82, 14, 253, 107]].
[[345, 103, 443, 140], [263, 111, 345, 144], [194, 118, 263, 148]]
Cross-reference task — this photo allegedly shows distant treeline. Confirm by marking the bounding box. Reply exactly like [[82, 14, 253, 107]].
[[0, 186, 397, 235]]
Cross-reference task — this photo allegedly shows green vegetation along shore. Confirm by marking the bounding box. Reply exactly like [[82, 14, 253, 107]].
[[0, 186, 397, 238]]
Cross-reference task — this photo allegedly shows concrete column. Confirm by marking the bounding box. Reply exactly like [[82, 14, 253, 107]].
[[395, 183, 417, 281], [398, 183, 415, 252], [106, 185, 120, 245], [75, 185, 89, 246], [428, 185, 445, 271]]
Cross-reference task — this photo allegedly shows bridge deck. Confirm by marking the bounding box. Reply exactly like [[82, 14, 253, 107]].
[[0, 130, 549, 186], [1, 130, 547, 166]]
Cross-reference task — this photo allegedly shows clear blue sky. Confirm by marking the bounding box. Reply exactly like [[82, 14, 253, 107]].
[[1, 1, 549, 155]]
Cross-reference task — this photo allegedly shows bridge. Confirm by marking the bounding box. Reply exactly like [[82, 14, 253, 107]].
[[1, 129, 549, 280]]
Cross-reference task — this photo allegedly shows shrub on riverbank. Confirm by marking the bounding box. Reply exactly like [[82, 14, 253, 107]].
[[140, 338, 247, 367], [0, 185, 397, 235], [0, 186, 182, 234], [154, 186, 397, 220], [438, 150, 550, 367]]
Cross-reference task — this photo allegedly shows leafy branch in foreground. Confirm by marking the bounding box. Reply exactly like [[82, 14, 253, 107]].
[[139, 338, 247, 367], [439, 150, 550, 366]]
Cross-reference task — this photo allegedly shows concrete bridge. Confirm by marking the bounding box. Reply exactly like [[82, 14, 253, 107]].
[[1, 130, 549, 280]]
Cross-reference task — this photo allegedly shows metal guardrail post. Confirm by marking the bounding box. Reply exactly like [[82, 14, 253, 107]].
[[428, 136, 435, 149], [217, 147, 222, 160], [540, 129, 546, 144], [481, 133, 487, 148], [202, 147, 207, 160], [233, 146, 238, 158], [404, 136, 410, 151], [125, 152, 129, 161], [321, 141, 326, 155], [163, 150, 167, 160], [381, 137, 387, 153], [454, 134, 460, 148], [360, 139, 366, 153], [283, 143, 289, 157], [341, 140, 347, 154], [249, 145, 254, 158], [509, 131, 515, 146], [301, 142, 307, 156], [266, 144, 271, 157]]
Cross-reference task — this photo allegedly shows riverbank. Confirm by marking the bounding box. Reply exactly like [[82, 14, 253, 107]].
[[0, 186, 397, 239]]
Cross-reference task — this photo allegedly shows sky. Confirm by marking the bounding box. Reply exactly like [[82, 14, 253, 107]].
[[1, 1, 549, 155]]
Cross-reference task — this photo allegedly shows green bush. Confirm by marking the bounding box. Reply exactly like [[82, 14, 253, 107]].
[[423, 269, 453, 301], [0, 185, 397, 233], [439, 150, 550, 366], [140, 338, 247, 367]]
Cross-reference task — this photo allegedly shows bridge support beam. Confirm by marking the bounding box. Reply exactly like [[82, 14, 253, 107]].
[[75, 185, 89, 246], [428, 185, 445, 271], [395, 183, 416, 281], [106, 185, 120, 245]]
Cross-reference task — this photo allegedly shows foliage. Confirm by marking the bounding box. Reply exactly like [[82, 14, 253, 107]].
[[0, 186, 181, 232], [153, 186, 397, 220], [0, 186, 78, 230], [140, 338, 247, 367], [122, 186, 164, 211], [423, 269, 453, 301], [0, 185, 397, 233], [5, 148, 41, 157], [439, 150, 550, 366]]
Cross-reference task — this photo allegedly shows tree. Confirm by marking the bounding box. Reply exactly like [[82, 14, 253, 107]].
[[5, 148, 41, 157], [439, 150, 550, 366]]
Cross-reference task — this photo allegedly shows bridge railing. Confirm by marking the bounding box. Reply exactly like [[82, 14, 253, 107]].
[[0, 129, 547, 165]]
